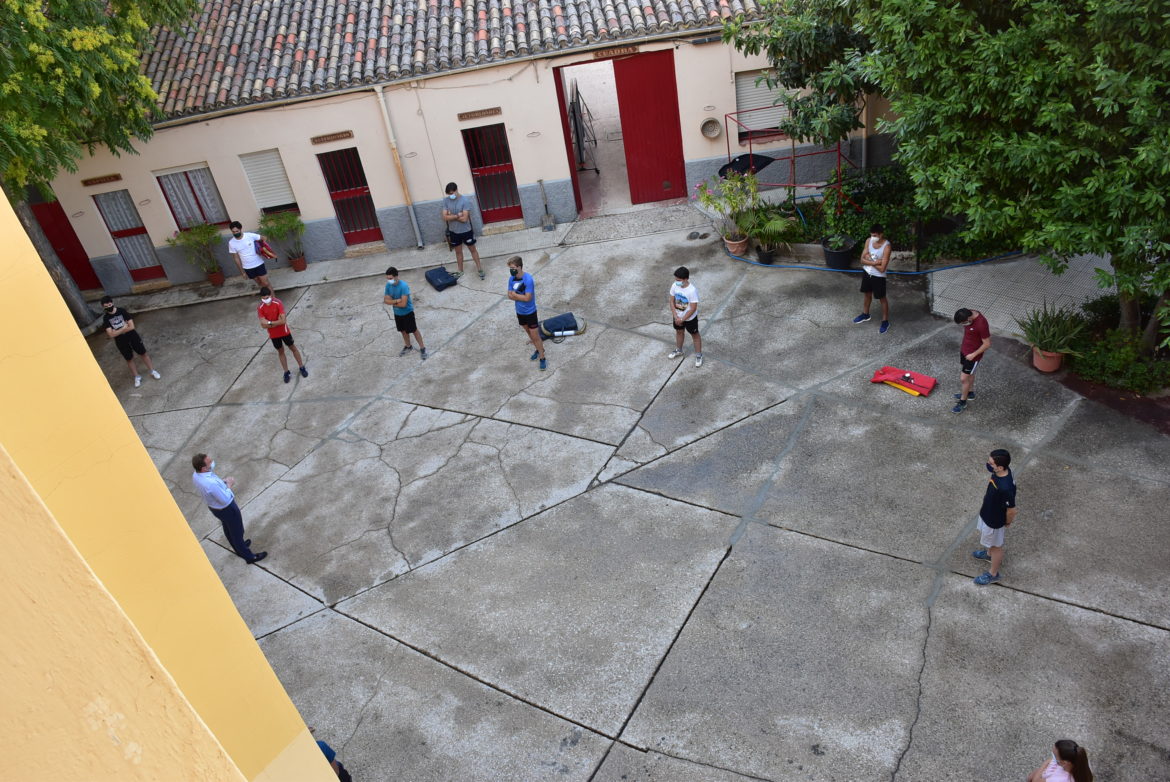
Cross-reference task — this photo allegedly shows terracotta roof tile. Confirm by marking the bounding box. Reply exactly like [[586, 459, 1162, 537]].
[[144, 0, 758, 118]]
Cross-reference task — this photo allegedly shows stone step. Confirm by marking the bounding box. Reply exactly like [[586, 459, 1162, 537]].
[[481, 219, 526, 237], [343, 241, 388, 259]]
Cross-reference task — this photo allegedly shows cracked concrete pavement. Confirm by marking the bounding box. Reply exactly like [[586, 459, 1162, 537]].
[[93, 225, 1170, 781]]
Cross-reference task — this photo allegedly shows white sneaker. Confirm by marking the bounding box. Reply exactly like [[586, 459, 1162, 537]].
[[150, 370, 161, 379], [134, 375, 142, 387], [694, 354, 704, 367], [668, 349, 684, 360]]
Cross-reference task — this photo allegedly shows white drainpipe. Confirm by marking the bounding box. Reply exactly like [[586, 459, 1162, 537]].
[[374, 84, 424, 248]]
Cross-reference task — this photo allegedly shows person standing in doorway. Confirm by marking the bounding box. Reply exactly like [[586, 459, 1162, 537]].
[[506, 255, 545, 370], [667, 266, 703, 367], [384, 266, 427, 360], [953, 307, 991, 413], [227, 220, 272, 290], [191, 453, 266, 564], [852, 224, 891, 333], [970, 448, 1016, 586], [101, 295, 161, 388], [258, 287, 308, 383], [441, 182, 484, 280]]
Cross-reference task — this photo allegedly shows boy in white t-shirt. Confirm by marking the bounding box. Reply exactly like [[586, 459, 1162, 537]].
[[852, 223, 891, 333], [227, 220, 272, 290], [667, 266, 703, 367]]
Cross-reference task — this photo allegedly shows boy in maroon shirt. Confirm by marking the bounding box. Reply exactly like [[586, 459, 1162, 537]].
[[257, 287, 307, 383], [953, 307, 991, 413]]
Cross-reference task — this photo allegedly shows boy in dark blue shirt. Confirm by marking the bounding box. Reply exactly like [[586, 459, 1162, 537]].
[[971, 448, 1017, 585]]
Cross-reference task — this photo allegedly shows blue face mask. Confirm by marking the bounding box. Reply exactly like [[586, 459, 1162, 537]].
[[674, 280, 684, 286], [448, 193, 458, 200], [210, 460, 216, 470]]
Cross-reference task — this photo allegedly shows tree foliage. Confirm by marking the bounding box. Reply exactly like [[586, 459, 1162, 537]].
[[724, 0, 877, 145], [859, 0, 1170, 351], [0, 0, 193, 191]]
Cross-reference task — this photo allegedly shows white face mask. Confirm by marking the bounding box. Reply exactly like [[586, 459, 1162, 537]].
[[261, 297, 272, 305], [209, 460, 216, 470]]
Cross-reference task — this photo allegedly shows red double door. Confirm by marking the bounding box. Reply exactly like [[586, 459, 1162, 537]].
[[612, 50, 688, 204]]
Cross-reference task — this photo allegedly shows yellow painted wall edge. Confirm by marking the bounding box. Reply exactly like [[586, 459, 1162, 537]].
[[0, 201, 335, 781]]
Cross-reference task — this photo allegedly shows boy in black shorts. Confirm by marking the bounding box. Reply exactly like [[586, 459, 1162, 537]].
[[667, 266, 703, 367], [383, 267, 427, 360], [257, 287, 307, 383], [101, 296, 161, 388]]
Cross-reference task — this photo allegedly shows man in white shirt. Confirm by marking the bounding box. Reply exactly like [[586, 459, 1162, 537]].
[[191, 453, 266, 564], [853, 223, 892, 333], [227, 220, 272, 290]]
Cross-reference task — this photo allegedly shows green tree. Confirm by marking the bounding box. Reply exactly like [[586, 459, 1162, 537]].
[[860, 0, 1170, 352], [1, 0, 195, 326], [723, 0, 877, 146]]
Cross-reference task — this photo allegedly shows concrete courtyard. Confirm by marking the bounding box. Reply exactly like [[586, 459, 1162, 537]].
[[92, 222, 1170, 781]]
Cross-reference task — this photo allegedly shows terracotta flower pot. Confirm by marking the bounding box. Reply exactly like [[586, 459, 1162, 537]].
[[206, 270, 226, 287], [1031, 346, 1063, 373], [723, 236, 749, 257], [289, 255, 308, 272]]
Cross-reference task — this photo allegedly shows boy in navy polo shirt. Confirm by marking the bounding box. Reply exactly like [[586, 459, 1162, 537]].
[[971, 448, 1017, 585], [383, 266, 427, 360]]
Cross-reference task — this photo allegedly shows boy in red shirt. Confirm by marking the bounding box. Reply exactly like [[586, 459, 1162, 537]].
[[953, 307, 991, 413], [257, 287, 308, 383]]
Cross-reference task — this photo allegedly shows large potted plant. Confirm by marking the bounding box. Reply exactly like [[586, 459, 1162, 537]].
[[694, 171, 759, 256], [166, 222, 226, 286], [741, 203, 803, 264], [821, 187, 862, 269], [259, 210, 307, 272], [1015, 302, 1087, 372]]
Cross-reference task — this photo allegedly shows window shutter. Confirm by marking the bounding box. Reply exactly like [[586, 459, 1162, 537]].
[[240, 149, 296, 209], [734, 72, 790, 132]]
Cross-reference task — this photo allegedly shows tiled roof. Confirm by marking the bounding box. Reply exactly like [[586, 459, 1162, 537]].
[[145, 0, 761, 119]]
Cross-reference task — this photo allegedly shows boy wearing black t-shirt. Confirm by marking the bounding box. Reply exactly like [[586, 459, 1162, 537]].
[[101, 295, 161, 388], [971, 448, 1017, 585]]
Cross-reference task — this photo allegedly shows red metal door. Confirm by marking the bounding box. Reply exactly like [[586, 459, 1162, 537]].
[[30, 199, 102, 289], [461, 123, 523, 223], [316, 147, 383, 245], [93, 190, 165, 281], [613, 50, 687, 204]]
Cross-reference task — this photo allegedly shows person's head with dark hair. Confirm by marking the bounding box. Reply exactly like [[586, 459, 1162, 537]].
[[385, 266, 398, 278], [989, 448, 1011, 470], [100, 295, 114, 311], [100, 295, 113, 305], [192, 453, 209, 472], [259, 286, 272, 297], [229, 220, 243, 238], [954, 307, 973, 324], [674, 266, 690, 280], [869, 224, 884, 236], [445, 182, 458, 195], [1055, 739, 1093, 782], [507, 255, 523, 269]]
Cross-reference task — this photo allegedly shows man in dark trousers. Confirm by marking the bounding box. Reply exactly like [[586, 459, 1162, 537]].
[[191, 453, 266, 564], [101, 295, 161, 388], [953, 307, 991, 413], [441, 182, 484, 279], [971, 448, 1017, 585]]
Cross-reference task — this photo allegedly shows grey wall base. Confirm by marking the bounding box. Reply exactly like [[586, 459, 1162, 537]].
[[88, 245, 240, 296], [517, 179, 576, 230], [685, 133, 899, 195], [303, 218, 347, 263]]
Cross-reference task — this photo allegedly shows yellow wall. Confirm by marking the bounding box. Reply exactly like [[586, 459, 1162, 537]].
[[0, 200, 333, 779]]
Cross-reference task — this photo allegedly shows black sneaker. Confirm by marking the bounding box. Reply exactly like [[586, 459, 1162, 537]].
[[953, 392, 976, 401], [952, 400, 967, 414]]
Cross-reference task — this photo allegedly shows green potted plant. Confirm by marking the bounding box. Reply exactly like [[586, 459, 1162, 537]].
[[821, 186, 862, 269], [1015, 302, 1087, 372], [166, 222, 226, 286], [741, 203, 803, 264], [694, 171, 759, 256], [258, 210, 307, 272]]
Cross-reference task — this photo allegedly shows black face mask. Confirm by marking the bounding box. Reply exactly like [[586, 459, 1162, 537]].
[[509, 268, 520, 277], [103, 305, 114, 311]]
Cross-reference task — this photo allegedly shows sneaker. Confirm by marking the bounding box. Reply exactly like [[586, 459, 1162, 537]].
[[299, 366, 308, 378], [530, 350, 540, 361], [539, 357, 547, 371], [668, 349, 684, 359], [972, 549, 991, 562], [399, 346, 414, 357], [879, 320, 890, 334], [973, 571, 1002, 586], [952, 400, 967, 414], [953, 392, 976, 401], [420, 348, 428, 360], [452, 271, 464, 279], [150, 369, 162, 380], [852, 313, 871, 324], [694, 354, 704, 367], [134, 375, 142, 388], [283, 370, 291, 384], [478, 269, 485, 280]]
